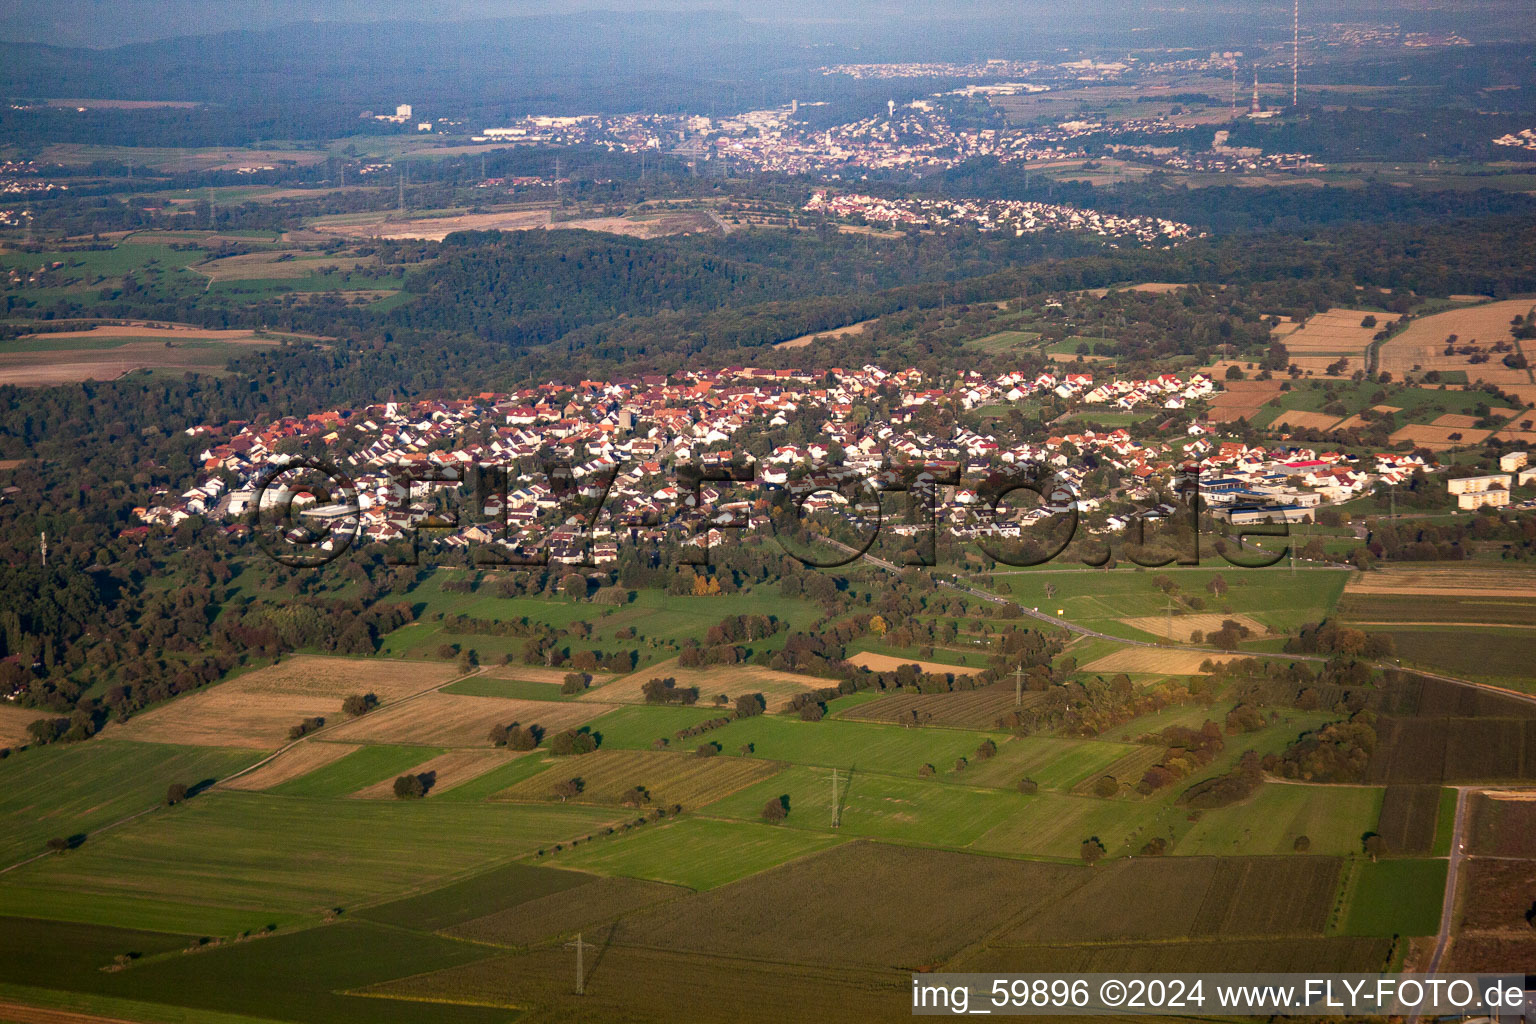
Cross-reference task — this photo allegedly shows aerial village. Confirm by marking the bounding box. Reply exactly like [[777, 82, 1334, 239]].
[[137, 363, 1454, 561]]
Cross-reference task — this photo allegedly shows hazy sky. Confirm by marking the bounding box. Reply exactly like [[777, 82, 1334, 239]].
[[0, 0, 1514, 49]]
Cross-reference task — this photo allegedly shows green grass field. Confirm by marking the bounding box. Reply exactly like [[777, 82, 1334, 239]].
[[704, 764, 1026, 847], [1342, 859, 1447, 937], [442, 677, 569, 700], [267, 744, 445, 798], [373, 577, 820, 664], [691, 715, 1009, 777], [0, 741, 260, 866], [550, 817, 845, 890], [1177, 784, 1384, 858], [0, 793, 619, 933], [958, 735, 1140, 790], [990, 565, 1348, 639]]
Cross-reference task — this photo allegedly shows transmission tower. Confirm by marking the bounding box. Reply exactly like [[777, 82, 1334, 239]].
[[830, 769, 841, 828], [1293, 0, 1300, 107], [564, 933, 595, 995], [1014, 665, 1024, 707]]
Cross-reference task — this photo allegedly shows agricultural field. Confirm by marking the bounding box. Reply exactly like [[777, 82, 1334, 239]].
[[1369, 716, 1536, 784], [0, 792, 621, 933], [492, 748, 783, 809], [957, 936, 1394, 973], [1271, 307, 1380, 377], [444, 875, 686, 947], [1345, 582, 1536, 689], [1468, 791, 1536, 859], [1375, 784, 1447, 856], [0, 740, 260, 867], [989, 566, 1348, 643], [844, 651, 977, 676], [579, 704, 729, 750], [218, 740, 360, 792], [1457, 857, 1536, 935], [704, 763, 1026, 847], [108, 656, 457, 749], [0, 705, 46, 749], [682, 714, 1010, 777], [324, 692, 605, 747], [963, 329, 1043, 354], [351, 748, 517, 798], [1340, 859, 1447, 937], [0, 915, 511, 1024], [1081, 647, 1245, 675], [375, 577, 819, 666], [440, 676, 567, 700], [1175, 783, 1384, 858], [1377, 299, 1536, 387], [549, 817, 846, 891], [961, 734, 1140, 791], [359, 943, 907, 1024], [998, 855, 1340, 941], [580, 658, 826, 711], [0, 329, 284, 385], [617, 841, 1081, 967], [840, 682, 1041, 729], [1206, 379, 1285, 423]]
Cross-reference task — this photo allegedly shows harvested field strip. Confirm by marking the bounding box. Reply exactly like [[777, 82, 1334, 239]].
[[492, 749, 783, 810], [351, 749, 520, 798], [0, 705, 45, 749], [445, 876, 687, 947], [219, 741, 359, 791], [579, 659, 826, 712], [1082, 647, 1247, 675], [106, 655, 458, 749], [324, 693, 605, 747], [1343, 565, 1536, 596], [844, 652, 977, 676], [1119, 613, 1265, 644], [268, 744, 445, 798]]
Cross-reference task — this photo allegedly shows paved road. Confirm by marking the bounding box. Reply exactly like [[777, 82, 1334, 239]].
[[1424, 787, 1471, 977]]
